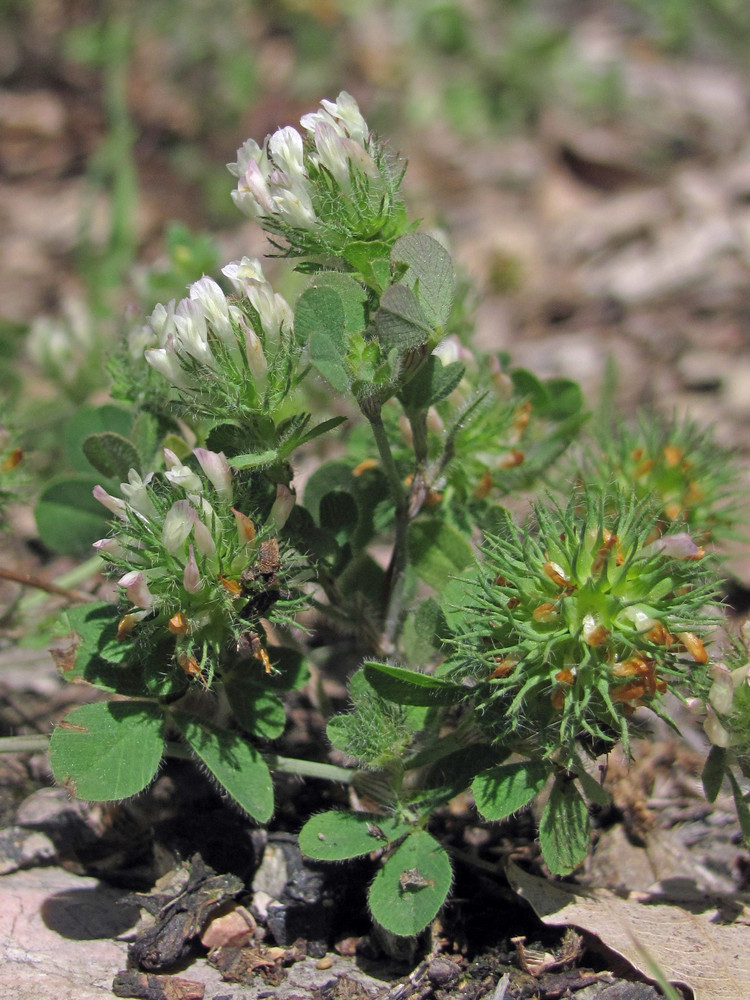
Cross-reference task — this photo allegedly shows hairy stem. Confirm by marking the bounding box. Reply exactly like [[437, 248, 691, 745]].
[[0, 734, 356, 786], [367, 410, 409, 650]]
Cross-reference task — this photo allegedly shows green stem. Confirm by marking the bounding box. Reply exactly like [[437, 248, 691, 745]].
[[366, 410, 409, 650], [0, 735, 356, 786], [0, 735, 49, 755], [268, 754, 356, 784], [367, 410, 406, 510]]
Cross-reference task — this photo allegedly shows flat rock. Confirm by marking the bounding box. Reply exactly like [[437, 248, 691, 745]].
[[0, 867, 390, 1000]]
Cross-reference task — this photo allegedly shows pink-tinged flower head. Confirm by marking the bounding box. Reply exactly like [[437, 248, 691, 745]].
[[93, 485, 127, 521], [301, 91, 369, 146], [227, 137, 267, 180], [194, 449, 233, 502], [643, 532, 705, 561], [118, 570, 154, 609], [183, 545, 202, 594], [235, 160, 276, 218], [192, 516, 216, 557]]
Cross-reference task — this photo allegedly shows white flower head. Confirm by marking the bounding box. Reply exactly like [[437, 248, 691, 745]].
[[148, 300, 177, 346], [234, 160, 276, 220], [222, 257, 293, 344], [267, 172, 317, 230]]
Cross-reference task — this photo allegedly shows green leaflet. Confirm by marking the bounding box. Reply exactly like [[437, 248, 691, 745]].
[[299, 810, 412, 861], [538, 775, 590, 875], [368, 831, 453, 937], [172, 712, 274, 824], [472, 760, 549, 821], [49, 700, 165, 801]]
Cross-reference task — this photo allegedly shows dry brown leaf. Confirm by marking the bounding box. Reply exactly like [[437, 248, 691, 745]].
[[507, 861, 750, 1000]]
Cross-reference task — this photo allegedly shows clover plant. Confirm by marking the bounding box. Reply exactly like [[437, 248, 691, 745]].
[[36, 93, 749, 941]]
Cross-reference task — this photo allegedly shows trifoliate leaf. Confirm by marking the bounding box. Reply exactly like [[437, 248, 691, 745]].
[[371, 284, 432, 352], [64, 404, 133, 473], [307, 272, 368, 334], [35, 475, 111, 555]]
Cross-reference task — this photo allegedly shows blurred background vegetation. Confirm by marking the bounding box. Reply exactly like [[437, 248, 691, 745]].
[[2, 0, 750, 560]]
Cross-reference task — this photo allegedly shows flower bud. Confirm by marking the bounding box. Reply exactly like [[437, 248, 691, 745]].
[[183, 545, 202, 594], [704, 706, 730, 747], [709, 663, 735, 715], [144, 342, 190, 389], [92, 537, 127, 559], [174, 298, 214, 367], [194, 449, 233, 502], [92, 486, 127, 520], [118, 570, 154, 609], [233, 508, 256, 545], [163, 449, 203, 493], [120, 470, 157, 521], [162, 500, 196, 554], [189, 276, 234, 345], [269, 484, 295, 531], [192, 516, 216, 557]]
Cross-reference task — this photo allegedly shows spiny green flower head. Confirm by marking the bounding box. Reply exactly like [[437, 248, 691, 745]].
[[227, 92, 409, 259], [92, 447, 301, 688], [447, 487, 720, 754], [127, 261, 300, 421], [579, 412, 741, 546]]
